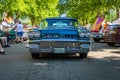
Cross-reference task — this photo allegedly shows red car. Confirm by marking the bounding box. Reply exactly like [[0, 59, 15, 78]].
[[104, 24, 120, 46]]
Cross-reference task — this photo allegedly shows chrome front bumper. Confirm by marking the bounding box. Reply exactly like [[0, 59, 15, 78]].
[[29, 43, 91, 54], [92, 33, 103, 39], [28, 39, 91, 54]]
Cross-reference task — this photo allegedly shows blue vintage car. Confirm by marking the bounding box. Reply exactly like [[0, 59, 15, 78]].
[[28, 17, 91, 59]]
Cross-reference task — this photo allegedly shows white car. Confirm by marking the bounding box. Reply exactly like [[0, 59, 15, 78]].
[[23, 29, 28, 41]]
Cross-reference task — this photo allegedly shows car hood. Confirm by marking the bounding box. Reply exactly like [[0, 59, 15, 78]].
[[41, 29, 78, 34], [40, 29, 78, 39]]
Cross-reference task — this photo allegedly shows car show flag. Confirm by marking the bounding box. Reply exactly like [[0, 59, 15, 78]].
[[91, 17, 104, 32]]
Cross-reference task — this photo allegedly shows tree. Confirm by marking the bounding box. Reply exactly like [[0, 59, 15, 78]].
[[25, 0, 59, 25], [58, 0, 120, 25], [0, 0, 59, 25], [0, 0, 28, 20]]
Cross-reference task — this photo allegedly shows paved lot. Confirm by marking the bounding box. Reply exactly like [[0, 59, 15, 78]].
[[0, 42, 120, 80]]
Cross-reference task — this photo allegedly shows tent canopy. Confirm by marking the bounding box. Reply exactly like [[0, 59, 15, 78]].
[[112, 18, 120, 24]]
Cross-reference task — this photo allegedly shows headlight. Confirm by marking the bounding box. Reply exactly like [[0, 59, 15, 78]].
[[86, 33, 91, 37], [29, 44, 40, 49], [79, 32, 91, 38], [28, 31, 40, 40], [109, 31, 117, 34]]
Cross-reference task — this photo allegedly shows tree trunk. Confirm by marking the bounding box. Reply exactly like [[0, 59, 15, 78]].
[[116, 5, 119, 19], [30, 18, 34, 26], [86, 19, 88, 24], [82, 19, 85, 26], [15, 11, 20, 21]]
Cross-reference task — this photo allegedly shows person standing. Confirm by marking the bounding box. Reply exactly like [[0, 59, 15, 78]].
[[16, 21, 23, 43], [0, 21, 10, 47], [0, 43, 5, 54]]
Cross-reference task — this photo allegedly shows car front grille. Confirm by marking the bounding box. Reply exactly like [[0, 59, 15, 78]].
[[39, 41, 79, 48], [105, 33, 120, 42], [41, 34, 77, 39]]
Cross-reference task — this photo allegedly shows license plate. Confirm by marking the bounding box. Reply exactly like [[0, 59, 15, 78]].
[[54, 48, 65, 53], [94, 35, 101, 38], [96, 36, 99, 37]]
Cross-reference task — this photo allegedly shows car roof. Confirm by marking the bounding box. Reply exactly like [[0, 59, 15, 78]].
[[109, 24, 120, 26], [107, 24, 120, 29], [45, 17, 77, 20]]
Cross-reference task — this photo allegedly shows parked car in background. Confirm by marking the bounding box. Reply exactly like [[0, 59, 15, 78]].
[[104, 24, 120, 46], [28, 17, 91, 59], [22, 29, 28, 41], [91, 30, 104, 42], [91, 17, 104, 42], [22, 24, 35, 41]]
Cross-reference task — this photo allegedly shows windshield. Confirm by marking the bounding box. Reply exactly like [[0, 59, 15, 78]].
[[39, 18, 78, 29], [107, 25, 120, 30]]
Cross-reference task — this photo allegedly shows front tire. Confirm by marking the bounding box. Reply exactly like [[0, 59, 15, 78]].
[[93, 38, 101, 42], [108, 42, 115, 46], [23, 37, 27, 41], [31, 53, 39, 59], [79, 53, 88, 58]]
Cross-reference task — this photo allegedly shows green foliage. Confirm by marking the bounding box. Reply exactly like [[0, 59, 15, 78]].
[[58, 0, 120, 25], [0, 0, 59, 25], [0, 0, 120, 26], [0, 17, 2, 22]]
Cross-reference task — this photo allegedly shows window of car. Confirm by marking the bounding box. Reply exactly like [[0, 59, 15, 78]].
[[39, 20, 48, 29], [39, 18, 78, 29], [53, 21, 68, 27], [107, 25, 120, 30]]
